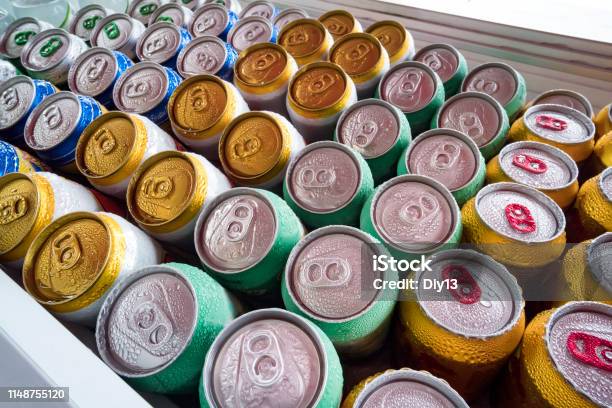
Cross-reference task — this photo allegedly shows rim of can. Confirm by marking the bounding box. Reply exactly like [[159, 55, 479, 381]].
[[365, 19, 407, 45], [0, 75, 37, 131], [287, 60, 352, 112], [608, 104, 612, 124], [284, 225, 392, 323], [136, 21, 182, 63], [278, 18, 329, 59], [238, 0, 275, 19], [531, 88, 594, 118], [413, 42, 462, 78], [0, 172, 41, 256], [284, 140, 364, 214], [20, 28, 75, 73], [112, 61, 169, 113], [415, 248, 525, 339], [598, 166, 612, 202], [353, 368, 469, 408], [329, 32, 386, 79], [227, 15, 275, 49], [460, 61, 522, 102], [522, 103, 596, 145], [189, 3, 229, 38], [24, 91, 82, 151], [148, 2, 189, 26], [586, 232, 612, 294], [273, 8, 308, 28], [67, 47, 119, 97], [318, 9, 357, 29], [404, 127, 483, 191], [95, 263, 199, 378], [233, 41, 291, 87], [474, 181, 566, 243], [0, 17, 44, 59], [194, 187, 279, 274], [68, 4, 109, 38], [127, 0, 161, 20], [90, 13, 136, 48], [378, 60, 441, 113], [496, 140, 579, 191], [370, 174, 461, 253], [176, 35, 228, 78], [202, 308, 330, 408]]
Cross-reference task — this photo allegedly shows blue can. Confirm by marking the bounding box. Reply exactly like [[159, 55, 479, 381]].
[[228, 16, 278, 53], [189, 4, 238, 42], [136, 21, 192, 71], [0, 76, 57, 146], [176, 35, 237, 81], [68, 47, 134, 109], [0, 140, 46, 176]]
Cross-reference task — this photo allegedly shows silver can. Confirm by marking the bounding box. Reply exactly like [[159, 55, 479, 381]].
[[168, 0, 205, 11], [0, 17, 54, 61], [238, 0, 276, 20], [69, 4, 113, 43], [127, 0, 164, 26], [227, 16, 277, 54], [90, 13, 146, 60], [205, 0, 242, 15], [148, 2, 193, 28], [273, 8, 308, 30]]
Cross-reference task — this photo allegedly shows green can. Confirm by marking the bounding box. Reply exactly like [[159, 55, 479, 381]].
[[413, 43, 468, 98], [281, 225, 398, 358], [360, 174, 462, 261], [397, 128, 486, 206], [376, 60, 445, 136], [200, 308, 344, 408], [283, 141, 374, 229], [96, 262, 236, 394], [195, 187, 304, 296], [334, 98, 411, 185]]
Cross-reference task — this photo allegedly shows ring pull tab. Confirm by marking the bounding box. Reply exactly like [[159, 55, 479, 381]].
[[399, 192, 440, 225], [325, 18, 347, 36], [231, 134, 262, 159], [0, 194, 28, 225], [145, 35, 168, 55], [308, 73, 336, 94], [504, 203, 536, 233], [253, 51, 278, 71], [399, 71, 422, 96], [196, 48, 218, 71], [139, 3, 158, 16], [51, 231, 82, 271], [1, 87, 19, 110], [224, 201, 255, 242], [431, 141, 460, 170], [375, 29, 392, 46], [299, 257, 351, 288], [566, 331, 612, 372], [471, 78, 499, 95], [85, 56, 108, 82], [242, 330, 284, 386], [198, 17, 216, 33], [125, 79, 150, 98], [442, 264, 481, 304], [423, 51, 445, 72], [296, 165, 336, 188], [83, 15, 102, 30], [39, 37, 63, 58], [42, 104, 63, 130], [244, 24, 264, 41], [353, 120, 378, 148], [157, 16, 174, 23], [347, 42, 371, 61], [512, 153, 548, 174], [14, 30, 36, 46], [104, 22, 121, 40], [535, 114, 568, 131]]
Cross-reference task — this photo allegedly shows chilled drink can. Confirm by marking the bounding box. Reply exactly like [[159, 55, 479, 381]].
[[593, 130, 612, 170], [227, 16, 278, 54], [90, 13, 146, 60], [0, 140, 46, 177], [527, 88, 594, 119], [238, 0, 277, 20], [414, 43, 467, 98], [273, 8, 308, 30], [149, 3, 194, 28], [318, 9, 362, 41], [205, 0, 242, 16], [136, 22, 192, 70], [170, 0, 204, 11], [189, 4, 238, 41], [575, 167, 612, 237], [69, 5, 113, 43], [366, 20, 415, 67], [278, 18, 333, 67], [0, 59, 21, 82], [177, 35, 238, 81], [594, 103, 612, 140], [127, 0, 163, 26], [0, 17, 54, 62]]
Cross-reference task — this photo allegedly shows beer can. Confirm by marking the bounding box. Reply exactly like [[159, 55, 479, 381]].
[[233, 42, 297, 115], [205, 0, 242, 16], [329, 32, 390, 100], [335, 98, 411, 184], [278, 18, 333, 68], [68, 4, 112, 43], [594, 103, 612, 140], [562, 233, 612, 302], [462, 182, 566, 267], [432, 91, 509, 160], [189, 3, 238, 41], [170, 0, 204, 11], [20, 28, 89, 86], [366, 20, 415, 67], [219, 111, 306, 189], [287, 61, 358, 143], [486, 141, 579, 209], [127, 0, 163, 26], [227, 16, 278, 54], [136, 22, 192, 70], [0, 17, 54, 62], [283, 141, 374, 228], [593, 130, 612, 170], [149, 3, 194, 28], [127, 150, 231, 245], [360, 174, 462, 260], [0, 172, 102, 270], [575, 167, 612, 237], [414, 43, 467, 98], [461, 61, 527, 121], [90, 13, 146, 60], [527, 88, 594, 119], [0, 140, 45, 176], [398, 128, 485, 206], [113, 61, 182, 126], [177, 35, 238, 81], [24, 91, 106, 172], [376, 61, 445, 136], [318, 9, 362, 41], [238, 0, 277, 20], [167, 74, 249, 159], [273, 8, 308, 30], [0, 75, 57, 145], [76, 111, 177, 198], [96, 262, 236, 393], [0, 59, 21, 82], [509, 104, 596, 163], [201, 308, 343, 408], [195, 187, 304, 295]]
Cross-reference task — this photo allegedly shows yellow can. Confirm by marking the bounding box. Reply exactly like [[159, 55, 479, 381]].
[[575, 167, 612, 237], [365, 20, 415, 67], [318, 9, 362, 41], [278, 18, 333, 67], [593, 130, 612, 170], [594, 103, 611, 140]]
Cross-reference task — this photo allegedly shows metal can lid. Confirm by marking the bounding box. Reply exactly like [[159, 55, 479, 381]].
[[462, 62, 518, 106], [0, 173, 39, 255], [113, 61, 169, 114], [0, 17, 45, 59], [273, 8, 308, 30], [20, 29, 72, 73], [599, 166, 612, 202], [545, 302, 612, 407], [380, 61, 437, 114], [127, 0, 162, 25], [136, 21, 183, 64], [69, 4, 109, 41], [0, 75, 36, 131], [24, 91, 81, 151], [239, 0, 275, 20], [234, 42, 288, 86], [475, 182, 565, 243], [68, 47, 118, 98], [190, 4, 229, 38], [176, 35, 227, 78], [318, 10, 355, 40], [168, 74, 228, 131], [532, 89, 593, 118], [523, 104, 595, 145], [228, 16, 274, 53], [366, 20, 407, 60], [587, 233, 612, 295], [498, 141, 578, 191], [330, 33, 382, 77], [279, 18, 327, 59], [414, 43, 460, 83], [407, 129, 479, 192], [91, 13, 138, 50], [289, 62, 347, 111], [149, 3, 190, 27]]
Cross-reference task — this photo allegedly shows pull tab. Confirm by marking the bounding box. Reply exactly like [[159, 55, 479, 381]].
[[93, 127, 116, 155], [423, 51, 445, 72], [244, 24, 264, 41], [127, 282, 174, 351], [139, 3, 158, 16], [104, 22, 120, 40], [299, 257, 351, 288], [512, 153, 548, 174], [431, 141, 460, 170], [231, 134, 261, 159], [39, 37, 63, 58], [145, 36, 168, 55], [196, 49, 218, 71], [308, 73, 336, 94], [141, 176, 173, 199], [125, 79, 150, 98], [374, 29, 391, 46], [83, 15, 102, 30], [566, 331, 612, 372], [157, 16, 174, 23], [296, 166, 336, 188], [253, 51, 278, 71], [347, 42, 371, 61], [442, 264, 481, 304], [0, 194, 28, 225], [85, 56, 108, 82], [42, 105, 63, 129], [188, 85, 211, 111], [353, 120, 378, 148], [1, 87, 19, 110], [325, 18, 347, 36], [504, 203, 536, 233], [399, 193, 440, 225], [197, 17, 216, 33], [535, 114, 567, 131], [224, 201, 254, 242], [471, 78, 499, 95], [51, 231, 82, 271], [399, 71, 422, 96], [458, 111, 485, 140], [286, 31, 308, 46], [14, 30, 36, 46], [242, 329, 284, 386]]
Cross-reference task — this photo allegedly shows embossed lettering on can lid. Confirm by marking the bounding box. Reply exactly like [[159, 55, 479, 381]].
[[462, 63, 518, 106], [599, 166, 612, 202], [70, 4, 109, 41], [127, 0, 162, 25], [113, 61, 168, 114], [91, 13, 139, 50], [414, 44, 460, 83], [24, 91, 81, 151], [150, 3, 191, 27], [228, 16, 274, 53], [0, 76, 36, 130], [523, 104, 595, 144], [136, 22, 183, 64], [68, 47, 118, 98], [20, 29, 72, 73], [235, 43, 287, 86], [532, 89, 593, 118], [169, 74, 227, 131], [289, 62, 347, 110], [273, 8, 308, 30], [0, 173, 39, 255], [190, 4, 229, 38], [545, 302, 612, 408], [176, 36, 227, 78], [380, 62, 436, 113], [366, 21, 406, 61], [587, 232, 612, 295], [0, 17, 46, 59], [330, 33, 381, 76], [239, 0, 275, 20], [318, 10, 355, 40], [279, 19, 326, 59]]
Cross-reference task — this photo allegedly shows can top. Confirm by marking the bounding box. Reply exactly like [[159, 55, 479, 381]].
[[587, 232, 612, 295], [366, 20, 407, 61], [234, 42, 289, 87], [195, 187, 277, 273], [273, 8, 308, 30], [475, 182, 565, 243], [329, 32, 383, 77], [0, 17, 47, 59], [203, 308, 327, 408], [96, 264, 198, 377], [0, 173, 40, 256], [91, 13, 140, 50], [279, 18, 328, 59], [149, 3, 191, 27], [20, 29, 74, 73], [68, 47, 119, 98], [407, 128, 480, 192], [113, 61, 169, 114], [532, 89, 593, 118], [176, 35, 228, 78], [228, 16, 274, 53], [599, 166, 612, 202], [545, 302, 612, 407], [127, 0, 162, 25], [177, 0, 201, 11], [69, 4, 109, 41], [239, 0, 275, 20], [318, 9, 355, 40], [461, 62, 519, 106], [337, 98, 401, 159], [497, 141, 578, 191], [379, 61, 438, 114], [189, 4, 230, 38], [205, 0, 239, 11], [136, 21, 184, 64], [414, 43, 461, 83], [289, 61, 349, 111], [523, 104, 595, 145], [437, 91, 505, 148], [0, 75, 37, 131]]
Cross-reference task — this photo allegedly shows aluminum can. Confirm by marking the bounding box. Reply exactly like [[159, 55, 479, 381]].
[[149, 3, 194, 28], [238, 0, 277, 20], [169, 0, 205, 11], [90, 13, 146, 60], [593, 130, 612, 170], [189, 4, 238, 41], [0, 172, 102, 270], [113, 61, 182, 126], [366, 20, 415, 68], [205, 0, 242, 15], [96, 262, 236, 393], [20, 28, 89, 86], [200, 308, 343, 407], [335, 98, 411, 184], [228, 16, 278, 54], [0, 17, 54, 62], [127, 0, 164, 26], [414, 43, 467, 98], [278, 18, 333, 68], [136, 22, 192, 70], [318, 9, 362, 41], [461, 61, 527, 121], [273, 8, 308, 30], [432, 91, 509, 160], [76, 111, 177, 198], [376, 60, 445, 136], [575, 167, 612, 237], [486, 141, 579, 209], [0, 59, 21, 82], [283, 141, 374, 228], [68, 4, 112, 43], [0, 75, 57, 145], [508, 104, 596, 163], [195, 187, 304, 295], [526, 88, 594, 119], [287, 61, 358, 143], [398, 128, 485, 206], [233, 42, 297, 115], [0, 140, 46, 176], [329, 32, 390, 99], [219, 111, 306, 189], [127, 150, 231, 245], [594, 103, 612, 140], [177, 35, 238, 81], [167, 74, 249, 159]]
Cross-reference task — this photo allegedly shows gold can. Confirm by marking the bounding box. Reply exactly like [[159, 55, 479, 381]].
[[575, 167, 612, 237], [278, 18, 333, 67], [594, 103, 611, 140], [365, 20, 415, 66], [593, 130, 612, 170], [318, 9, 362, 41]]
